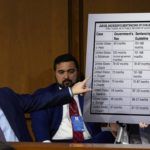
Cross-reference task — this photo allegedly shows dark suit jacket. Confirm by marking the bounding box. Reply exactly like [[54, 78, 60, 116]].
[[127, 124, 142, 144], [0, 87, 72, 141], [31, 83, 115, 143]]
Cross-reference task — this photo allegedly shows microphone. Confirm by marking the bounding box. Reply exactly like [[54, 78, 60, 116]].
[[114, 122, 129, 144]]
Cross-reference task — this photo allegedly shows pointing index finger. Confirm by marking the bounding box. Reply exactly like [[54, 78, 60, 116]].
[[83, 75, 91, 84]]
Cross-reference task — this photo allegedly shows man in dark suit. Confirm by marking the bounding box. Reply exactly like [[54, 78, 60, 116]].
[[31, 54, 115, 143], [0, 75, 91, 142]]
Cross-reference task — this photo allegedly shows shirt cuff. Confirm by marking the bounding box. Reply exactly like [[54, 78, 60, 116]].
[[68, 87, 73, 97], [43, 140, 51, 143]]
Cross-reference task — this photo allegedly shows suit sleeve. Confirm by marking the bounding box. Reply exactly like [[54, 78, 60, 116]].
[[18, 87, 72, 113]]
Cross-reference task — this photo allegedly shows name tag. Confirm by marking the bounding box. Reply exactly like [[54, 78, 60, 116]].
[[71, 116, 84, 132]]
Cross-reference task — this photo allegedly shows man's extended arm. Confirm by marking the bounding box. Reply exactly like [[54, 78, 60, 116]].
[[20, 76, 91, 113]]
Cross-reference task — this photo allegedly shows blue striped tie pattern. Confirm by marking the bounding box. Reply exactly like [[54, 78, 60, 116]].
[[0, 127, 6, 141]]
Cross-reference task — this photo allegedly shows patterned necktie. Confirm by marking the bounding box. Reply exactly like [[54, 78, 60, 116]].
[[69, 98, 84, 143], [0, 127, 6, 141]]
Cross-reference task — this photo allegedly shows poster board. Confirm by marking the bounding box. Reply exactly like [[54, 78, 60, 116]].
[[83, 13, 150, 124]]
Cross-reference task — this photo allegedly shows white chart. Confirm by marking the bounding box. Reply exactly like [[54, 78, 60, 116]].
[[84, 13, 150, 124]]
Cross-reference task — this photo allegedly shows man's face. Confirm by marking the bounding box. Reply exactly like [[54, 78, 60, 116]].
[[55, 61, 78, 88]]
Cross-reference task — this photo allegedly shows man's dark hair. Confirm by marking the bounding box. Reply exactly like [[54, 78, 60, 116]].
[[54, 53, 79, 71]]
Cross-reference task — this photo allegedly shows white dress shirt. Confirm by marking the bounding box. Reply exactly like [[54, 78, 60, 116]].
[[52, 94, 91, 140], [0, 107, 18, 141]]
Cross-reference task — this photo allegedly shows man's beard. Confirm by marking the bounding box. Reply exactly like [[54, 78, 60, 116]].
[[57, 79, 75, 88]]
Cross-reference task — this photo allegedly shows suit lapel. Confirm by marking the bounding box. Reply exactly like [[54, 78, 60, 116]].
[[78, 95, 84, 114]]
